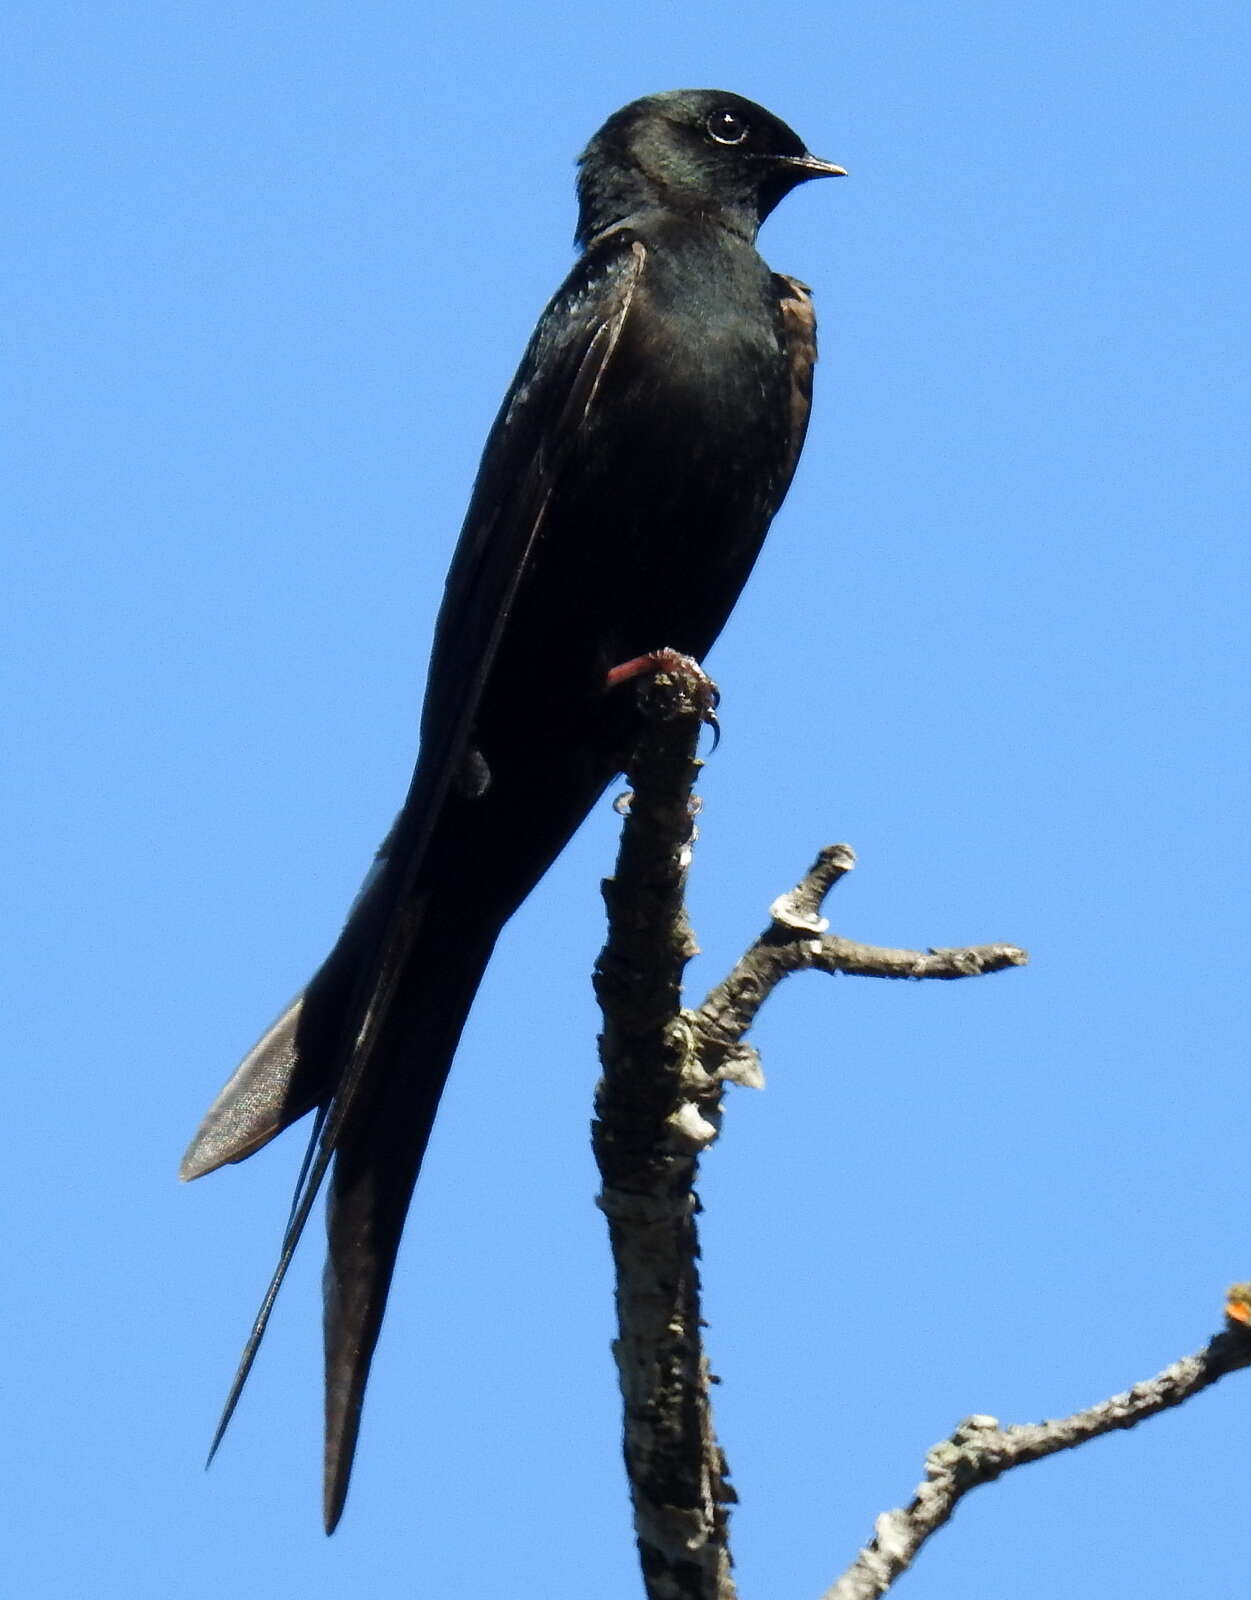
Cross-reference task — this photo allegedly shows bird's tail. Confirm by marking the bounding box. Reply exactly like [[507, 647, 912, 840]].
[[182, 861, 501, 1529], [320, 918, 497, 1531]]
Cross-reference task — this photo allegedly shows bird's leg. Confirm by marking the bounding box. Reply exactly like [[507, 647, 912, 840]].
[[605, 648, 721, 746], [605, 646, 710, 690]]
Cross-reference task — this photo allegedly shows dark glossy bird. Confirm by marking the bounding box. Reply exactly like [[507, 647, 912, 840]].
[[181, 88, 843, 1531]]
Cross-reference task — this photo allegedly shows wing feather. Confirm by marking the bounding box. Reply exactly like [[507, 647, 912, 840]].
[[772, 271, 819, 487]]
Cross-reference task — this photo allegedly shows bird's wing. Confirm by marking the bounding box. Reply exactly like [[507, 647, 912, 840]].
[[418, 232, 649, 762], [772, 272, 819, 489], [193, 235, 650, 1500], [179, 839, 393, 1182], [178, 995, 308, 1179]]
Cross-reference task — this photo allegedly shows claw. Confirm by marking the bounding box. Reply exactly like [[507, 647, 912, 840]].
[[704, 704, 721, 751], [605, 648, 721, 746]]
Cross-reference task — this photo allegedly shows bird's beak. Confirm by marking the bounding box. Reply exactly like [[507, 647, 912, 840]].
[[787, 154, 848, 179]]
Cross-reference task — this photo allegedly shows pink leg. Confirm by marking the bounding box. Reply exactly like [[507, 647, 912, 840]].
[[605, 648, 710, 691], [604, 649, 720, 744]]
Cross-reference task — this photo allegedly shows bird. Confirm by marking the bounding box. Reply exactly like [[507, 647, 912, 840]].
[[181, 88, 843, 1532]]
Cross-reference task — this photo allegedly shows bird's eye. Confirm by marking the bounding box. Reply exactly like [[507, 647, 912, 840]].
[[706, 108, 749, 146]]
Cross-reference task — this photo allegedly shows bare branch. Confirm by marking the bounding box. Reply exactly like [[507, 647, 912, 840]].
[[693, 847, 1026, 1063], [592, 662, 737, 1600], [592, 680, 1031, 1600], [821, 1306, 1251, 1600]]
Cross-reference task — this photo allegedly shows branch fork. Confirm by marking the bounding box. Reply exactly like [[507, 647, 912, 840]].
[[591, 666, 1027, 1599]]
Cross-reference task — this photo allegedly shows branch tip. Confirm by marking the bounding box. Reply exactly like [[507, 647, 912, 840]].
[[822, 1306, 1251, 1599]]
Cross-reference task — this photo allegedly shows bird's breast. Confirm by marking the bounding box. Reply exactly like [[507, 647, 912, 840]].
[[618, 252, 785, 446]]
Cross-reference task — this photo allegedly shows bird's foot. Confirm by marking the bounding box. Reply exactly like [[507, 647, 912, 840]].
[[605, 648, 721, 747]]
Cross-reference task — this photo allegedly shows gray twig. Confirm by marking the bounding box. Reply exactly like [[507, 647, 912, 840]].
[[821, 1311, 1251, 1600], [692, 846, 1027, 1068]]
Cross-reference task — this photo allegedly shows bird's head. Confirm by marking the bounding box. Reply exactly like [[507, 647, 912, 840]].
[[575, 89, 844, 248]]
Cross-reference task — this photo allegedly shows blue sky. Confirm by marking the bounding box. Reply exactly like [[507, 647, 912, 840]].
[[6, 3, 1250, 1595]]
